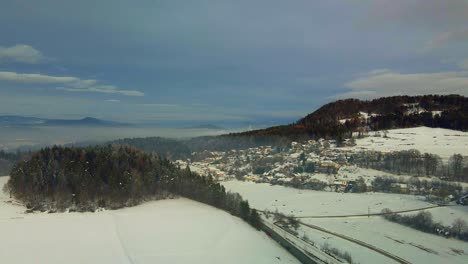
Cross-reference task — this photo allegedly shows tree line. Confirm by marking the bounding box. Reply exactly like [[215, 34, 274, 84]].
[[370, 176, 463, 198], [351, 150, 467, 182], [5, 145, 261, 230], [382, 209, 468, 242]]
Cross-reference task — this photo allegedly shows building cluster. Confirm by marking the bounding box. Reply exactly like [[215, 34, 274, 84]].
[[175, 138, 368, 192]]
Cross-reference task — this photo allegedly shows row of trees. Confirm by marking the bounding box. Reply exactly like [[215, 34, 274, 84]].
[[5, 145, 261, 229], [370, 176, 463, 197], [382, 209, 468, 241], [351, 150, 467, 182]]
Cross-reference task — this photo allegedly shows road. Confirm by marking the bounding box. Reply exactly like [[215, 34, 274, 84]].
[[297, 220, 411, 264], [260, 204, 445, 264], [294, 204, 445, 219], [260, 204, 453, 263], [261, 221, 328, 264]]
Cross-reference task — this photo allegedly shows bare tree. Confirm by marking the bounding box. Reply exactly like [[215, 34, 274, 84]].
[[451, 218, 467, 236], [449, 154, 463, 180]]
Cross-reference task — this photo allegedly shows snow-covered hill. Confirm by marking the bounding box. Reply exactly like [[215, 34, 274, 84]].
[[347, 126, 468, 160], [0, 177, 299, 264]]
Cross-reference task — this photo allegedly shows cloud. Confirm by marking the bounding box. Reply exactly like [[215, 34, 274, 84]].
[[424, 28, 468, 50], [0, 71, 144, 96], [57, 86, 144, 96], [337, 69, 468, 99], [0, 71, 81, 84], [364, 0, 468, 29], [0, 44, 44, 64], [105, 99, 121, 103]]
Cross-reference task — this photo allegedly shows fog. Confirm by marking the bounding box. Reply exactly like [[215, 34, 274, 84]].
[[0, 126, 239, 151]]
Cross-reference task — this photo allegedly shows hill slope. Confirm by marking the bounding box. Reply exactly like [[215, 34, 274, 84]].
[[235, 94, 467, 140]]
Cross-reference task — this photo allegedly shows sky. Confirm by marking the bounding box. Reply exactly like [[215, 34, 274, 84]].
[[0, 0, 467, 124]]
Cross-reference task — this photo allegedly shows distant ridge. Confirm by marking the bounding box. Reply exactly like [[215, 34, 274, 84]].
[[0, 115, 127, 127], [232, 94, 467, 139]]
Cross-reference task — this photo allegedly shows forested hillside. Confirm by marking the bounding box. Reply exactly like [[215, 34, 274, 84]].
[[110, 137, 192, 160], [5, 146, 261, 229], [110, 135, 293, 160], [236, 94, 467, 140]]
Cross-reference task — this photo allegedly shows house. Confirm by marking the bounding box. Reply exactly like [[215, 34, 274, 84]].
[[390, 183, 409, 193], [316, 161, 340, 174], [331, 180, 348, 192]]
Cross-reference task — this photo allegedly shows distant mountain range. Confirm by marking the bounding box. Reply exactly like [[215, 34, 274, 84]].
[[0, 116, 127, 127]]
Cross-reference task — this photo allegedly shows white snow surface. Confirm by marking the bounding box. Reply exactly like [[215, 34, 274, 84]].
[[0, 176, 299, 264], [223, 180, 432, 216], [403, 205, 468, 226], [223, 180, 468, 264], [347, 127, 468, 160], [301, 217, 468, 264]]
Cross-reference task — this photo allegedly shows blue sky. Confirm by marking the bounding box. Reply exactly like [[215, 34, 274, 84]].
[[0, 0, 467, 123]]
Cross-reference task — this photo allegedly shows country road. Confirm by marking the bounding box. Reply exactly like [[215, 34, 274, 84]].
[[297, 221, 411, 264], [260, 205, 448, 264], [293, 204, 446, 219]]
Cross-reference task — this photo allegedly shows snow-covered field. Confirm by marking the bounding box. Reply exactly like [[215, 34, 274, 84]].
[[346, 127, 468, 160], [223, 180, 468, 264], [223, 180, 432, 216], [0, 177, 299, 264], [403, 205, 468, 226], [301, 217, 468, 264], [336, 165, 468, 189]]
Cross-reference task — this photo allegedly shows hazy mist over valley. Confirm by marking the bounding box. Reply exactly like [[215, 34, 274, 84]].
[[0, 125, 235, 151]]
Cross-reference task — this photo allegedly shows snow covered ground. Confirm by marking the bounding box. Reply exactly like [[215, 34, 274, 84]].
[[223, 180, 433, 216], [223, 180, 468, 264], [301, 217, 468, 264], [336, 165, 468, 189], [0, 177, 299, 264], [346, 127, 468, 160], [402, 205, 468, 226]]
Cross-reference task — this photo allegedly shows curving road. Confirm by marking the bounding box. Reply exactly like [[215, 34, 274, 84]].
[[260, 204, 454, 263], [296, 221, 411, 264]]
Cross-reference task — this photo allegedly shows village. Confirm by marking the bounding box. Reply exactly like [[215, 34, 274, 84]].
[[176, 138, 373, 193], [175, 128, 468, 205]]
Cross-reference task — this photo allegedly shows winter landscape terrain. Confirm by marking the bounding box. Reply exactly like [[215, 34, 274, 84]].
[[207, 126, 468, 264], [0, 176, 298, 264], [1, 124, 467, 264], [223, 180, 468, 264], [346, 127, 468, 161]]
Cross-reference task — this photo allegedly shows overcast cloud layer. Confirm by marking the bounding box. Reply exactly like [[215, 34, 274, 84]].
[[0, 0, 467, 123]]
